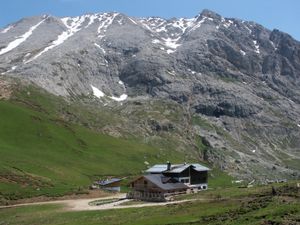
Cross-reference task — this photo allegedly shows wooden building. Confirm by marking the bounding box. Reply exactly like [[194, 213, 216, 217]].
[[128, 162, 210, 201], [127, 174, 188, 201], [146, 163, 209, 190]]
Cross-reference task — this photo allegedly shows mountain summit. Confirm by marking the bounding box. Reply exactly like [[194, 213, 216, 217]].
[[0, 10, 299, 180]]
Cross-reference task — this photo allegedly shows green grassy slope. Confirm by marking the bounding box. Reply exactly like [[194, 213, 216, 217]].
[[0, 96, 185, 202], [1, 182, 299, 225], [0, 83, 235, 203]]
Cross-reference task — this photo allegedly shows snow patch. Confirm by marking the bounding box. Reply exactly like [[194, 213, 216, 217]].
[[97, 13, 119, 39], [23, 53, 31, 62], [244, 25, 252, 34], [188, 68, 199, 75], [94, 43, 106, 54], [10, 66, 17, 71], [109, 94, 128, 102], [24, 53, 31, 57], [166, 49, 175, 54], [91, 80, 128, 102], [166, 70, 176, 76], [269, 40, 277, 50], [141, 17, 196, 36], [253, 40, 260, 54], [128, 17, 137, 25], [240, 50, 246, 56], [91, 85, 105, 98], [223, 19, 233, 28], [2, 65, 17, 75], [1, 25, 13, 34], [163, 37, 181, 49], [152, 39, 161, 44], [232, 180, 244, 184], [188, 17, 207, 33], [141, 16, 211, 54], [0, 19, 45, 56], [162, 37, 181, 54], [156, 26, 167, 32], [85, 14, 98, 28], [141, 23, 153, 32], [26, 16, 85, 63], [297, 124, 300, 128], [110, 80, 128, 101]]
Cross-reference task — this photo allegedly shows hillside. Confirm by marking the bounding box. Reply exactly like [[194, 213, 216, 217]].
[[1, 182, 299, 225], [1, 83, 198, 203], [0, 9, 300, 195]]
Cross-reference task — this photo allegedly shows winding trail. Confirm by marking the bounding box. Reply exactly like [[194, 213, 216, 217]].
[[0, 193, 205, 211]]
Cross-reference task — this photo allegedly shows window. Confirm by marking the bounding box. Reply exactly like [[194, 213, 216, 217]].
[[144, 180, 147, 187], [179, 178, 190, 184]]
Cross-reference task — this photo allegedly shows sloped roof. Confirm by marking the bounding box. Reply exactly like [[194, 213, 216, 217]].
[[146, 164, 169, 173], [146, 163, 210, 173], [97, 178, 122, 186], [144, 174, 188, 191]]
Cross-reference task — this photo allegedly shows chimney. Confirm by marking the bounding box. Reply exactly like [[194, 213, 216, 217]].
[[167, 161, 171, 171]]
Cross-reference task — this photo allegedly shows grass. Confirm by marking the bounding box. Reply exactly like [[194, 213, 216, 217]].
[[0, 86, 188, 203], [192, 115, 214, 131], [118, 200, 146, 206], [0, 182, 299, 225], [208, 168, 237, 188], [89, 198, 119, 206], [0, 82, 284, 209]]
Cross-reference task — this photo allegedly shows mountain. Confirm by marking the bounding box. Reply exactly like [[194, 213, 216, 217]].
[[0, 9, 300, 185]]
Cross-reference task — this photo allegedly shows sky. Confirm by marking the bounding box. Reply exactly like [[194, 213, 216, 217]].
[[0, 0, 299, 40]]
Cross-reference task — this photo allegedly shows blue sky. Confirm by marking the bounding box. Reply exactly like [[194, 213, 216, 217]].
[[1, 0, 299, 40]]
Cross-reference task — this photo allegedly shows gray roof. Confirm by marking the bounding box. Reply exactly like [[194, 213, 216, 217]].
[[97, 178, 122, 186], [144, 174, 188, 191], [146, 163, 210, 173]]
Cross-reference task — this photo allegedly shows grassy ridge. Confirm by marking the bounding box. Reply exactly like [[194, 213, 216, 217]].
[[0, 84, 234, 203], [0, 96, 185, 202]]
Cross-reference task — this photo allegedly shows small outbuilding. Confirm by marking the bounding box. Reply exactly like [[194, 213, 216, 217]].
[[94, 178, 122, 192]]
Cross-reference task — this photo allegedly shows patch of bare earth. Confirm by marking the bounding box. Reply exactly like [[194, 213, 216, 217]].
[[0, 79, 12, 100], [3, 189, 112, 206]]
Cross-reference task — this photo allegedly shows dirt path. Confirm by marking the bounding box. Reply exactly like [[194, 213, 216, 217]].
[[0, 193, 126, 210], [0, 194, 207, 211], [68, 198, 199, 211]]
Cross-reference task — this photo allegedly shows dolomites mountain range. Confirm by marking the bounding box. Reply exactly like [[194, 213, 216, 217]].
[[1, 9, 300, 181]]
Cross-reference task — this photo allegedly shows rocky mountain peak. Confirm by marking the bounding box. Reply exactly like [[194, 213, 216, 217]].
[[199, 9, 222, 21], [0, 10, 299, 180]]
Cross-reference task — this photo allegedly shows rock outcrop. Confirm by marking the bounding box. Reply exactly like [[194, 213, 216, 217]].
[[0, 10, 299, 180]]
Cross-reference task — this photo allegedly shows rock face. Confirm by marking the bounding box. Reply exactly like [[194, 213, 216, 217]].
[[0, 10, 300, 181]]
